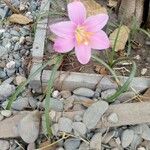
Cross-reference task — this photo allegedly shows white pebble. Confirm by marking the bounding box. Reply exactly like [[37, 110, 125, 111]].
[[6, 61, 16, 69], [141, 68, 147, 75], [1, 110, 12, 117], [52, 90, 60, 98]]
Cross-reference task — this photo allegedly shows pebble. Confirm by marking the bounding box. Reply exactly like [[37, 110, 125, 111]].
[[83, 101, 108, 129], [72, 122, 87, 136], [58, 117, 73, 133], [28, 97, 37, 109], [6, 68, 16, 77], [101, 89, 117, 100], [52, 90, 60, 98], [14, 75, 26, 85], [107, 113, 119, 124], [42, 98, 63, 112], [0, 140, 10, 150], [1, 110, 12, 117], [102, 131, 116, 144], [79, 142, 90, 150], [141, 68, 148, 75], [130, 134, 142, 150], [60, 90, 71, 99], [18, 111, 40, 143], [73, 87, 94, 98], [12, 97, 29, 111], [51, 123, 59, 136], [64, 96, 74, 111], [74, 114, 82, 122], [0, 46, 8, 57], [90, 132, 102, 150], [56, 148, 64, 150], [0, 114, 4, 121], [141, 124, 150, 140], [27, 143, 36, 150], [10, 30, 20, 36], [64, 138, 80, 150], [19, 36, 25, 44], [121, 129, 134, 148]]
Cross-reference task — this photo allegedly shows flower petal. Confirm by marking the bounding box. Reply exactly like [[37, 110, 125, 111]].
[[90, 30, 110, 50], [54, 38, 74, 53], [50, 21, 75, 38], [68, 1, 86, 25], [75, 44, 91, 64], [84, 14, 109, 32]]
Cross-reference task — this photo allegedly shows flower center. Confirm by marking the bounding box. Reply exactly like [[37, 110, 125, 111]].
[[75, 26, 92, 45]]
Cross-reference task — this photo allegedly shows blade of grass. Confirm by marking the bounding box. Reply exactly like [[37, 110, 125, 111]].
[[6, 56, 58, 110], [44, 55, 63, 137]]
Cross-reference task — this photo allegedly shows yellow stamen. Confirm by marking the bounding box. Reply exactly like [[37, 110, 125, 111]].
[[75, 26, 92, 45]]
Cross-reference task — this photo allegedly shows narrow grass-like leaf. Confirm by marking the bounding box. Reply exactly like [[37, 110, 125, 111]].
[[44, 55, 63, 137], [107, 60, 136, 102]]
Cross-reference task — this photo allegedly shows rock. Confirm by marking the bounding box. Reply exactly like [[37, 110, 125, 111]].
[[0, 70, 7, 79], [56, 147, 64, 150], [12, 97, 29, 111], [51, 123, 59, 136], [107, 113, 119, 124], [121, 129, 134, 148], [0, 140, 10, 150], [74, 114, 82, 122], [64, 138, 80, 150], [10, 30, 20, 36], [0, 114, 4, 121], [73, 87, 94, 98], [52, 90, 60, 98], [19, 36, 25, 44], [28, 97, 37, 109], [18, 111, 40, 143], [5, 68, 16, 77], [58, 117, 72, 133], [83, 101, 108, 129], [130, 134, 142, 150], [42, 98, 63, 112], [64, 96, 74, 111], [60, 90, 71, 99], [0, 46, 8, 57], [72, 122, 87, 136], [79, 142, 90, 150], [14, 75, 26, 85], [101, 89, 117, 100], [90, 132, 102, 150], [27, 143, 36, 150], [141, 124, 150, 140], [1, 110, 12, 117], [102, 131, 116, 144]]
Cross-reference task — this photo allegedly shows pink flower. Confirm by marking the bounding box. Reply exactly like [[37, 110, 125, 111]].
[[50, 1, 110, 64]]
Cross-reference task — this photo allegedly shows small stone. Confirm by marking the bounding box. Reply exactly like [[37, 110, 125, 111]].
[[72, 122, 87, 136], [141, 68, 147, 75], [107, 113, 119, 123], [6, 61, 16, 69], [49, 110, 56, 121], [102, 131, 116, 144], [56, 147, 64, 150], [60, 90, 71, 99], [74, 114, 82, 122], [79, 142, 90, 150], [137, 147, 146, 150], [101, 89, 117, 100], [90, 132, 102, 150], [64, 96, 74, 111], [19, 36, 25, 44], [83, 101, 108, 129], [141, 124, 150, 140], [0, 46, 8, 57], [130, 134, 142, 150], [6, 68, 16, 77], [12, 97, 29, 111], [0, 140, 10, 150], [64, 138, 80, 150], [121, 129, 134, 148], [58, 117, 72, 133], [27, 143, 36, 150], [18, 111, 40, 143], [1, 110, 12, 117], [52, 90, 60, 98], [0, 114, 4, 121], [14, 75, 26, 85], [10, 30, 20, 36], [73, 87, 94, 98], [28, 97, 37, 109], [51, 123, 59, 136]]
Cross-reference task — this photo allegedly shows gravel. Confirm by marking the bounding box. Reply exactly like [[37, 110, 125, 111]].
[[64, 138, 80, 150]]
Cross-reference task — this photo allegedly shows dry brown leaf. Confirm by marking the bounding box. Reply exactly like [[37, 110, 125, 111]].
[[39, 141, 56, 150], [9, 14, 32, 25], [109, 25, 130, 52], [68, 0, 107, 16], [107, 0, 118, 7]]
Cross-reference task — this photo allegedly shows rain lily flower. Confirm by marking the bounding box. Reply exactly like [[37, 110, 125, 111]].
[[50, 1, 110, 64]]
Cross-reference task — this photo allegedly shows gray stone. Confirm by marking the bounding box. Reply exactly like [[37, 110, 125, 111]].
[[12, 97, 29, 111], [102, 131, 116, 144], [130, 134, 142, 150], [141, 124, 150, 140], [42, 98, 63, 112], [72, 122, 87, 136], [101, 89, 117, 100], [64, 138, 80, 150], [121, 129, 134, 148], [107, 113, 119, 124], [0, 46, 8, 57], [90, 132, 102, 150], [79, 142, 90, 150], [28, 97, 37, 109], [0, 140, 10, 150], [64, 96, 74, 111], [52, 90, 60, 98], [60, 90, 71, 99], [73, 87, 94, 98], [74, 114, 82, 122], [0, 70, 7, 79], [10, 30, 20, 36], [51, 123, 59, 136], [0, 83, 15, 101], [14, 42, 21, 51], [18, 111, 40, 143], [3, 32, 11, 38], [6, 68, 16, 77], [58, 117, 72, 133], [83, 101, 108, 129], [1, 110, 12, 117], [27, 142, 36, 150]]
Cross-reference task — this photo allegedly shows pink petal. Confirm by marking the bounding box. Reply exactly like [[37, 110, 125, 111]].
[[75, 44, 91, 64], [84, 14, 109, 32], [90, 30, 110, 50], [68, 1, 86, 25], [54, 38, 74, 53], [50, 21, 75, 38]]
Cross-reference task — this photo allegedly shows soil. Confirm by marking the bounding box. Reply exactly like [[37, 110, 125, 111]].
[[45, 0, 150, 77]]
